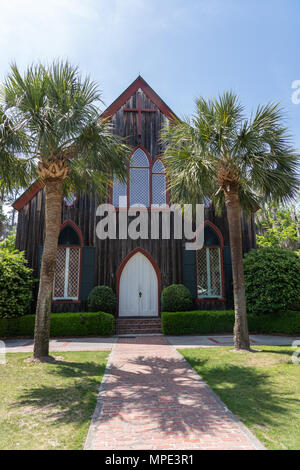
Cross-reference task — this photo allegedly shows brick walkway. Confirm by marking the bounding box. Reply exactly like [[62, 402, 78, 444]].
[[85, 337, 263, 450]]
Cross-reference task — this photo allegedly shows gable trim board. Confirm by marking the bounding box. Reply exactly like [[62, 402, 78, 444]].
[[13, 181, 44, 211], [102, 76, 178, 122]]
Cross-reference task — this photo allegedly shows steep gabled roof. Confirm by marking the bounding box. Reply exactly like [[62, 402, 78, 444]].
[[13, 76, 177, 211], [102, 75, 178, 121], [13, 180, 44, 211]]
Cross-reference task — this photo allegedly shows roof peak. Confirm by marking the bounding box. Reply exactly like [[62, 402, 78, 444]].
[[102, 76, 177, 121]]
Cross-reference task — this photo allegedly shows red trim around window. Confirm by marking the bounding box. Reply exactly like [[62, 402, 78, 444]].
[[59, 220, 84, 246], [129, 145, 151, 208], [116, 247, 161, 317], [52, 220, 83, 304], [151, 156, 169, 206], [195, 221, 226, 303], [110, 146, 169, 210]]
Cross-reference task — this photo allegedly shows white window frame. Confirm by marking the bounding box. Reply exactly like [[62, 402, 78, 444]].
[[197, 247, 222, 299], [53, 247, 80, 301]]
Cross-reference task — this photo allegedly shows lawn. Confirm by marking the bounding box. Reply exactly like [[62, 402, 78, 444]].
[[0, 351, 109, 450], [179, 346, 300, 450]]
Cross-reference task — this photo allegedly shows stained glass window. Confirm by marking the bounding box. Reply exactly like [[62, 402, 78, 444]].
[[63, 192, 77, 207]]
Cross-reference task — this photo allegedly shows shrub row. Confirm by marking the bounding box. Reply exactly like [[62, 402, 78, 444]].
[[161, 310, 300, 336], [0, 312, 114, 338]]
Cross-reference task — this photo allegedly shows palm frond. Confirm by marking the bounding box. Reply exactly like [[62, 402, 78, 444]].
[[2, 60, 130, 196], [0, 105, 36, 195], [162, 92, 300, 210]]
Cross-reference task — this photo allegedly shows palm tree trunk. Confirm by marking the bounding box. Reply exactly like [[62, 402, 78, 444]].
[[224, 187, 250, 351], [33, 180, 62, 359]]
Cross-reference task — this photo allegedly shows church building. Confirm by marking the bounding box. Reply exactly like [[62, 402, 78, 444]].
[[13, 77, 256, 329]]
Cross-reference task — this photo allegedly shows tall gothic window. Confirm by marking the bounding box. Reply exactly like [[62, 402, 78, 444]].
[[152, 159, 166, 206], [196, 224, 223, 299], [112, 147, 167, 207], [53, 224, 82, 301], [129, 148, 150, 207], [112, 177, 127, 207]]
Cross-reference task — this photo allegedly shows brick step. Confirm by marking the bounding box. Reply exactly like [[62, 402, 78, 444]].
[[116, 328, 161, 333], [115, 317, 162, 335], [116, 323, 161, 328], [117, 331, 162, 335], [116, 318, 161, 324]]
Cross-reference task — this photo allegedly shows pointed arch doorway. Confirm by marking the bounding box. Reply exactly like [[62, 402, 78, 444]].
[[117, 248, 160, 317]]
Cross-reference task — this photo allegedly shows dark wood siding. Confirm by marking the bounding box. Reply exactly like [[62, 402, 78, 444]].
[[110, 90, 169, 161]]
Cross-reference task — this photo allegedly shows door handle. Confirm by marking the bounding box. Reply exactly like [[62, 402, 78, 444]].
[[139, 291, 142, 298]]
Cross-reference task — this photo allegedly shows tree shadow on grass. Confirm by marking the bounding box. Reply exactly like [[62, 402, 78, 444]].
[[183, 354, 299, 428], [11, 360, 107, 427], [12, 353, 299, 438]]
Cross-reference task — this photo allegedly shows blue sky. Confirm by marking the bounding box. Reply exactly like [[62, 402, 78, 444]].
[[0, 0, 300, 149]]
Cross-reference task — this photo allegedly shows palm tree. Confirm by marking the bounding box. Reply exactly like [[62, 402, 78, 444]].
[[0, 106, 35, 237], [3, 61, 129, 360], [162, 92, 299, 351]]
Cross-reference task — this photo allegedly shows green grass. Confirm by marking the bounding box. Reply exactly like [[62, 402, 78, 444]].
[[0, 351, 109, 450], [179, 346, 300, 450]]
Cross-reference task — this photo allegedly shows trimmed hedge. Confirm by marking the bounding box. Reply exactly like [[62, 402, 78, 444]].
[[161, 310, 300, 335], [0, 312, 114, 338]]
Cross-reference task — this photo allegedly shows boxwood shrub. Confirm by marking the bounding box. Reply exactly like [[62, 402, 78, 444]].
[[88, 286, 116, 314], [161, 284, 193, 312], [0, 312, 114, 338], [161, 310, 300, 335], [244, 248, 300, 315]]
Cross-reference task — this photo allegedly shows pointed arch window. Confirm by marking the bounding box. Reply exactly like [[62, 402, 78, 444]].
[[152, 159, 166, 206], [53, 223, 82, 301], [129, 148, 150, 207], [112, 177, 127, 207], [196, 224, 223, 299], [112, 147, 167, 208]]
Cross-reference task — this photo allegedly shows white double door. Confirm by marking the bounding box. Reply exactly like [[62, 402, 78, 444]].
[[119, 252, 158, 317]]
